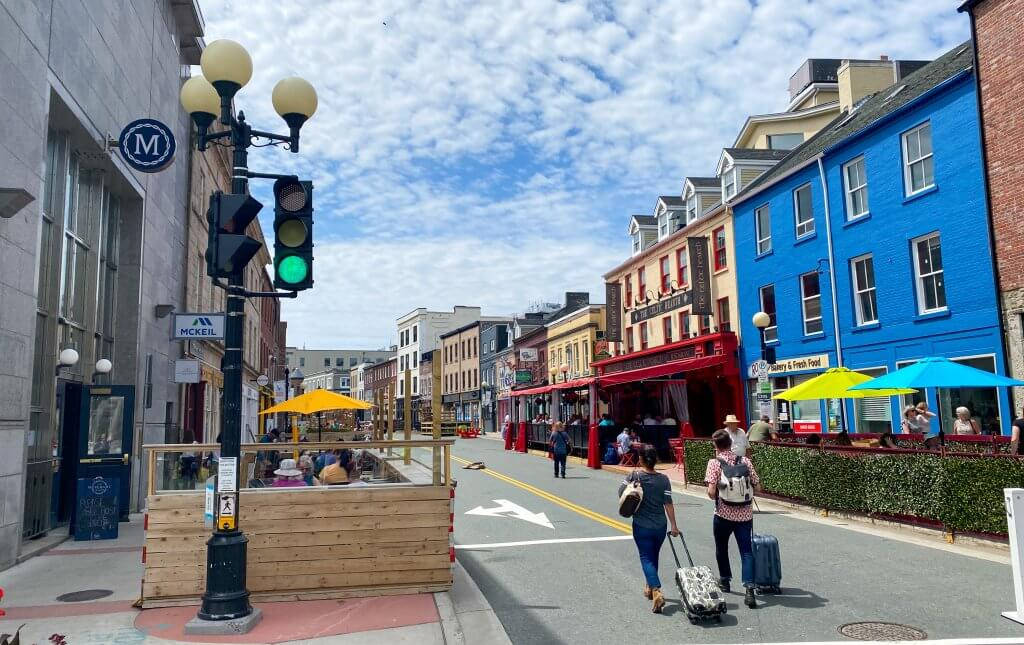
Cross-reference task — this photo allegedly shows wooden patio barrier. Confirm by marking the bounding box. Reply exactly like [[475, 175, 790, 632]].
[[141, 440, 454, 608]]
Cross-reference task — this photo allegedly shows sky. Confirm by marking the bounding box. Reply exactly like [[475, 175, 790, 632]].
[[199, 0, 969, 350]]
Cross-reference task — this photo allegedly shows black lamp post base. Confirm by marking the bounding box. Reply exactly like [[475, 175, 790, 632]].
[[197, 530, 253, 621]]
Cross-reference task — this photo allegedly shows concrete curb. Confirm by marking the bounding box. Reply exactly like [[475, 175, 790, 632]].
[[435, 561, 511, 645]]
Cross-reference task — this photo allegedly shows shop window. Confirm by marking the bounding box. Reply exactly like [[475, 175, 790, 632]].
[[713, 227, 727, 270], [640, 322, 649, 350], [660, 256, 670, 292], [677, 247, 688, 286], [717, 297, 731, 333], [939, 355, 999, 435], [662, 316, 673, 344], [854, 366, 891, 433], [679, 311, 691, 338]]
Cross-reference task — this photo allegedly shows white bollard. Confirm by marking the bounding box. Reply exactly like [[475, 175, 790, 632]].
[[1003, 488, 1024, 624]]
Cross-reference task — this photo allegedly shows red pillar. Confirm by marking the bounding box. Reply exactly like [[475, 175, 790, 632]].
[[517, 421, 527, 453], [587, 422, 600, 469]]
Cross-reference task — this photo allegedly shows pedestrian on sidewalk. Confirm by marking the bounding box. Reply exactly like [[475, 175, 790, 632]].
[[705, 429, 761, 609], [619, 446, 680, 614], [722, 414, 749, 458], [549, 421, 572, 478]]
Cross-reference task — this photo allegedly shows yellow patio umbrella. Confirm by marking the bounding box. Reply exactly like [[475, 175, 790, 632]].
[[259, 388, 372, 414], [773, 367, 917, 401]]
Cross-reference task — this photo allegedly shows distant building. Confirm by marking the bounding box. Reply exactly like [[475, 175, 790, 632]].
[[285, 347, 394, 395]]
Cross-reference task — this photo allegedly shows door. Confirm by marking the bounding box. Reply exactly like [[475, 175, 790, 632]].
[[75, 385, 135, 522]]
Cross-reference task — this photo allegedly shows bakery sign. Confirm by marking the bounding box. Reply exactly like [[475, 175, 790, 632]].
[[746, 353, 830, 378]]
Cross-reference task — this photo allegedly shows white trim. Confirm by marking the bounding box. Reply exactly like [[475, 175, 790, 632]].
[[800, 271, 823, 335], [911, 232, 947, 314], [850, 253, 878, 326], [732, 100, 839, 146], [721, 167, 738, 202], [842, 155, 869, 220], [758, 284, 778, 343], [793, 183, 815, 238], [456, 535, 633, 549], [755, 203, 772, 254], [786, 82, 839, 112], [902, 121, 935, 197]]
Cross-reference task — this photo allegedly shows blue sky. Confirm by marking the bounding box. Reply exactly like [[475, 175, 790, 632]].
[[199, 0, 969, 349]]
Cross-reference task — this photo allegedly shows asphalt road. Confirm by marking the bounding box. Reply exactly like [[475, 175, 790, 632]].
[[428, 436, 1024, 645]]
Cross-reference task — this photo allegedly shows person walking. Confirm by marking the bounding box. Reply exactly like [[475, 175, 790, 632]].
[[953, 406, 980, 435], [722, 414, 749, 458], [705, 429, 760, 608], [549, 421, 572, 478], [619, 446, 680, 614]]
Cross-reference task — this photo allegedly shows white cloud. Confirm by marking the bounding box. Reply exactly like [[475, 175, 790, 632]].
[[199, 0, 968, 348]]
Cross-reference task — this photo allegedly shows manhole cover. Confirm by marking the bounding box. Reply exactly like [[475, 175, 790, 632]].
[[839, 622, 927, 641], [56, 589, 113, 602]]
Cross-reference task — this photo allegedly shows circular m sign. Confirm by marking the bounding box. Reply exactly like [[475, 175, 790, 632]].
[[118, 118, 176, 173]]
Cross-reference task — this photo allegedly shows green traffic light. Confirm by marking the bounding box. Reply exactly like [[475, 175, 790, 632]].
[[277, 255, 309, 284]]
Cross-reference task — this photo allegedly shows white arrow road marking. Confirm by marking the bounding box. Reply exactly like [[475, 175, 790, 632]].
[[464, 499, 554, 529]]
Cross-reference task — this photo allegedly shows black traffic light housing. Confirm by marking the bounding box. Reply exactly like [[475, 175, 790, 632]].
[[206, 191, 263, 278], [272, 178, 314, 291]]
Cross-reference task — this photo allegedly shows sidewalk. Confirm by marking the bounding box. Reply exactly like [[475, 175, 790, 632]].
[[0, 515, 509, 645]]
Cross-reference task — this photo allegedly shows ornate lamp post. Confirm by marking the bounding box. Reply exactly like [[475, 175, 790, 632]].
[[179, 39, 316, 631]]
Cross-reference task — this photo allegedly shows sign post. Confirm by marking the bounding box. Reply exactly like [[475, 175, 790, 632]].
[[1004, 488, 1024, 624]]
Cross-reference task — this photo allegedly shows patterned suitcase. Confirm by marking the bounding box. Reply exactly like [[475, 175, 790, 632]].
[[667, 531, 727, 623], [752, 533, 782, 594]]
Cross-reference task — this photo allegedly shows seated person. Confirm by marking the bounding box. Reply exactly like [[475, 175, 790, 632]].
[[833, 430, 852, 446], [616, 427, 632, 457], [298, 455, 320, 486], [879, 430, 898, 449], [661, 414, 677, 426], [272, 459, 308, 487], [320, 450, 353, 485], [598, 413, 615, 427]]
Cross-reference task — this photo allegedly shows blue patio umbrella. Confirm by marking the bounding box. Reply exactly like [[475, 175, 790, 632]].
[[849, 356, 1024, 390]]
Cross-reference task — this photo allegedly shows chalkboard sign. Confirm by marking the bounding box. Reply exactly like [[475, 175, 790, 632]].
[[74, 476, 119, 541]]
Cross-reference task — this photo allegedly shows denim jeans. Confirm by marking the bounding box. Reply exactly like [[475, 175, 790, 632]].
[[553, 452, 567, 477], [633, 523, 667, 589], [713, 515, 754, 587]]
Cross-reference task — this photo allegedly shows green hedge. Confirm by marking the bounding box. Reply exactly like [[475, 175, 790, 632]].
[[683, 439, 1024, 535]]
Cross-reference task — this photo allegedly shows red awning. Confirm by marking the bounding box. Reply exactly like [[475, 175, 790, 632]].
[[512, 384, 553, 396], [597, 355, 726, 387], [553, 377, 595, 390]]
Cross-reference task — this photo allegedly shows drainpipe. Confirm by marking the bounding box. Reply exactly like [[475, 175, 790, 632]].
[[817, 157, 847, 430]]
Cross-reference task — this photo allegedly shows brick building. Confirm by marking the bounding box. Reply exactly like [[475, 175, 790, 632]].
[[960, 0, 1024, 410]]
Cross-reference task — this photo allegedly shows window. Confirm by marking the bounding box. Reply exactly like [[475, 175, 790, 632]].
[[686, 194, 697, 223], [767, 132, 803, 150], [639, 322, 649, 350], [758, 285, 778, 343], [624, 275, 632, 306], [851, 254, 878, 325], [663, 316, 673, 344], [902, 122, 934, 196], [324, 358, 330, 367], [573, 342, 580, 372], [679, 311, 691, 338], [755, 204, 771, 254], [660, 256, 670, 292], [412, 353, 417, 368], [912, 233, 946, 313], [717, 297, 731, 333], [336, 357, 344, 367], [800, 271, 823, 335], [723, 168, 737, 200], [713, 227, 727, 271], [699, 315, 711, 336], [490, 339, 495, 351], [637, 267, 646, 300], [658, 214, 669, 239], [299, 357, 305, 367], [854, 367, 891, 433], [412, 325, 417, 342], [583, 340, 589, 369], [843, 156, 869, 219], [631, 233, 641, 255], [793, 184, 814, 238], [412, 376, 417, 393], [350, 357, 358, 367], [626, 327, 634, 352], [676, 247, 688, 286]]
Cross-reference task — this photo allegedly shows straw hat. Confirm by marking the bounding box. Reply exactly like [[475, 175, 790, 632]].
[[274, 458, 302, 477], [723, 414, 740, 425]]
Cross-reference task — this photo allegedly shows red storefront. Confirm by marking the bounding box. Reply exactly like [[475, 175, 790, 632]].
[[591, 331, 744, 437]]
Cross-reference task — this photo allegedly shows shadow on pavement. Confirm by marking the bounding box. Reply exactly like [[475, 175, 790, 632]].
[[756, 587, 829, 610], [662, 599, 740, 627]]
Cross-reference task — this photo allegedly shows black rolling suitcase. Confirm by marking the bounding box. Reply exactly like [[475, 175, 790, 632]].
[[666, 530, 727, 623]]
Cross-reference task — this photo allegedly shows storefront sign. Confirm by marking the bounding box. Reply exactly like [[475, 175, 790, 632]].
[[747, 353, 830, 378], [173, 313, 226, 339], [793, 420, 821, 432], [688, 237, 712, 315], [173, 359, 200, 383], [630, 290, 692, 324], [519, 348, 538, 362], [118, 118, 176, 173], [515, 370, 533, 384], [605, 282, 622, 342], [603, 345, 696, 375]]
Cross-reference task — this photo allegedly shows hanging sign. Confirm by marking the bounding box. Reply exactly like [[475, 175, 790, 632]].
[[688, 237, 713, 315], [630, 290, 692, 324], [118, 118, 176, 173], [173, 313, 226, 340], [173, 359, 200, 383], [605, 282, 622, 342]]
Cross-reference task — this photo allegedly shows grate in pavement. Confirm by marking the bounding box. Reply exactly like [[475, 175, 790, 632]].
[[838, 622, 927, 641], [56, 589, 113, 602]]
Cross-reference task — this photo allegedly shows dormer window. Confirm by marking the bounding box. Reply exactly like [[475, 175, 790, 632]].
[[722, 168, 737, 201], [686, 194, 697, 223], [658, 214, 669, 239], [632, 233, 641, 255]]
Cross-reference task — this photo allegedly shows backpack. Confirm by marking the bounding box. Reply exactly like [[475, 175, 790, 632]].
[[603, 443, 619, 465], [716, 456, 753, 506]]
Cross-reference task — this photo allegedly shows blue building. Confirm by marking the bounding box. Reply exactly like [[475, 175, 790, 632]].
[[732, 42, 1012, 435]]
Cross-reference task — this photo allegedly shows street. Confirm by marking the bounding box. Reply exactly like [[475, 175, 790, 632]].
[[437, 437, 1024, 644]]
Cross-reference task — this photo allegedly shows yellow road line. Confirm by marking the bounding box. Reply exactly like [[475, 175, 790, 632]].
[[452, 455, 632, 534]]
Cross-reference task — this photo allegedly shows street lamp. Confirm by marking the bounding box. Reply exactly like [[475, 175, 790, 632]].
[[92, 358, 112, 384], [56, 347, 79, 376], [752, 311, 775, 364], [179, 39, 317, 631]]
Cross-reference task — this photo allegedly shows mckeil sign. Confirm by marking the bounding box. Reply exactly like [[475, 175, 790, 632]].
[[172, 313, 226, 340]]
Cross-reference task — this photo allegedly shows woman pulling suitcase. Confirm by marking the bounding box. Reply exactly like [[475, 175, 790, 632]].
[[618, 446, 680, 613]]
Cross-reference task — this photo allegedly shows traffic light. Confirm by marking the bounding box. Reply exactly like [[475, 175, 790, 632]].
[[206, 191, 263, 278], [272, 178, 314, 291]]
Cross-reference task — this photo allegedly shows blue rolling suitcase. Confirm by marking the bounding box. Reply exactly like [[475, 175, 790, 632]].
[[751, 533, 782, 594]]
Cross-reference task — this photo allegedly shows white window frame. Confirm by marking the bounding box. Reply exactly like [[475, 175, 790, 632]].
[[793, 183, 815, 238], [843, 155, 869, 220], [686, 194, 697, 223], [800, 271, 823, 335], [902, 122, 935, 196], [658, 213, 669, 239], [722, 168, 737, 201], [755, 204, 771, 254], [853, 365, 891, 433], [758, 284, 778, 343], [911, 232, 947, 314], [851, 254, 878, 326], [631, 233, 641, 255]]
